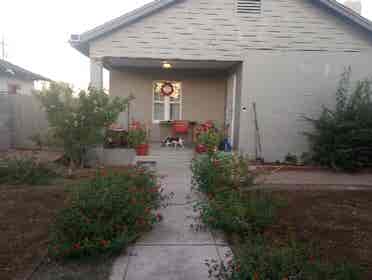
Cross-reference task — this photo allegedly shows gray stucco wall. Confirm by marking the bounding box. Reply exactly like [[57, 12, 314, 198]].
[[110, 69, 227, 142], [238, 50, 372, 162], [90, 0, 372, 61]]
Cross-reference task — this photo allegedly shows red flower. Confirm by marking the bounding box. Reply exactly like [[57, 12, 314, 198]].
[[156, 213, 163, 222], [137, 218, 145, 225], [205, 121, 214, 129], [130, 121, 143, 130], [73, 243, 81, 250], [100, 239, 109, 247]]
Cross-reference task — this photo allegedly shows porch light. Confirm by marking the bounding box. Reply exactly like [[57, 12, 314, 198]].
[[162, 61, 172, 69]]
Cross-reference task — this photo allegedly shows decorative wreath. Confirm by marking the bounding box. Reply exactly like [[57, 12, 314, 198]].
[[160, 82, 174, 96]]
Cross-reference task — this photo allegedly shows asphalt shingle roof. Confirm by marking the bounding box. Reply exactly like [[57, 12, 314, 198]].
[[0, 59, 49, 81]]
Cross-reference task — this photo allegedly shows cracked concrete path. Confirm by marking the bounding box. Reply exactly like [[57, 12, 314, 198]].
[[110, 148, 229, 280]]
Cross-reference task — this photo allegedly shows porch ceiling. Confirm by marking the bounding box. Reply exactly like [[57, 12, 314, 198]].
[[103, 57, 239, 71]]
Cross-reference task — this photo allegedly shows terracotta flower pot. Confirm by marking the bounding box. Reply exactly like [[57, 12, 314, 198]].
[[135, 144, 149, 156]]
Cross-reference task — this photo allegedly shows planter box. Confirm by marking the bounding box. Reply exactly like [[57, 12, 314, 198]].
[[86, 146, 136, 167]]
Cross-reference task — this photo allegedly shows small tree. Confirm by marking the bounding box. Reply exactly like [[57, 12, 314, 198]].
[[36, 82, 131, 171], [304, 68, 372, 170]]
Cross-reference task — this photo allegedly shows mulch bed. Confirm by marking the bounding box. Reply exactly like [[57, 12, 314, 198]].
[[265, 190, 372, 278], [0, 185, 67, 280]]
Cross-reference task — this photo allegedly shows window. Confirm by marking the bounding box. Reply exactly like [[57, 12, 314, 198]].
[[8, 84, 20, 95], [153, 81, 182, 122]]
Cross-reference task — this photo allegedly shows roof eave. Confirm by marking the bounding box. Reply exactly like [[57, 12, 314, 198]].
[[314, 0, 372, 34], [69, 40, 90, 57], [70, 0, 183, 57]]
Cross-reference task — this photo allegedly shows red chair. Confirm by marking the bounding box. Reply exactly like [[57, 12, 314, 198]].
[[172, 121, 189, 137]]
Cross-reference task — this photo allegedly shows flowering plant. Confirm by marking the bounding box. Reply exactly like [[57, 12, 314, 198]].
[[127, 121, 148, 148], [49, 167, 167, 258], [196, 121, 221, 154], [36, 82, 131, 169]]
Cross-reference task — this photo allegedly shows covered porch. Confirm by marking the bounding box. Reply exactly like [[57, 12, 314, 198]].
[[91, 57, 242, 147]]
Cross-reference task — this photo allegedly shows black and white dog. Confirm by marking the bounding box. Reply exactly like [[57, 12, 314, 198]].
[[161, 136, 185, 148]]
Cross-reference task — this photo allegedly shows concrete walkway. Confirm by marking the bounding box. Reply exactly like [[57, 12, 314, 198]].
[[110, 148, 229, 280]]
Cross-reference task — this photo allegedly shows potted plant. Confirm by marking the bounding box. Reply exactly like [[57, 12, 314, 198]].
[[127, 121, 149, 156]]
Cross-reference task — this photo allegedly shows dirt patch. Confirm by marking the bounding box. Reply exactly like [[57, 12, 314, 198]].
[[30, 257, 115, 280], [0, 149, 63, 164], [0, 185, 67, 280], [265, 190, 372, 278]]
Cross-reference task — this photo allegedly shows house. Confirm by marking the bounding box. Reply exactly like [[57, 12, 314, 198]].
[[0, 59, 49, 150], [70, 0, 372, 162], [0, 59, 49, 95]]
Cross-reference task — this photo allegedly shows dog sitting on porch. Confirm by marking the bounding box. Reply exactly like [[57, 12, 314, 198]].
[[162, 136, 184, 148]]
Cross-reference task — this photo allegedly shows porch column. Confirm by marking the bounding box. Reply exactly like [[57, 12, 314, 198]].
[[90, 58, 103, 89]]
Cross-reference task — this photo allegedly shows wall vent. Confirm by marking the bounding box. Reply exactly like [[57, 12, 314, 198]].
[[237, 0, 261, 14]]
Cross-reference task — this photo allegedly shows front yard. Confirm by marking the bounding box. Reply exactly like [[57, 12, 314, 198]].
[[1, 151, 372, 279], [192, 153, 372, 279]]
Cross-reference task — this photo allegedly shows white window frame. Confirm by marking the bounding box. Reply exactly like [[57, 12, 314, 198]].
[[152, 81, 182, 123]]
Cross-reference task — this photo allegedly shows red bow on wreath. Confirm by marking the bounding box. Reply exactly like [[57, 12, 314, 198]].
[[160, 82, 174, 96]]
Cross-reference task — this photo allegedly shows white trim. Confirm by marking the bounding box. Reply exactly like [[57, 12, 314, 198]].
[[230, 73, 237, 148], [152, 81, 182, 123], [164, 96, 170, 121]]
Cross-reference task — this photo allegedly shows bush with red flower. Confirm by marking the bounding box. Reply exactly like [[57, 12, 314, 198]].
[[49, 167, 167, 258], [195, 121, 221, 154]]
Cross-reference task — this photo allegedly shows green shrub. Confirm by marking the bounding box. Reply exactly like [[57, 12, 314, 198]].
[[49, 168, 165, 258], [191, 153, 233, 194], [196, 191, 280, 236], [0, 157, 57, 185], [36, 82, 132, 168], [304, 68, 372, 171], [207, 239, 363, 280], [196, 121, 222, 154], [192, 152, 269, 235], [191, 152, 254, 194]]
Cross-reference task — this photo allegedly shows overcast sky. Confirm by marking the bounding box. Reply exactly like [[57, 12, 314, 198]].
[[0, 0, 371, 90]]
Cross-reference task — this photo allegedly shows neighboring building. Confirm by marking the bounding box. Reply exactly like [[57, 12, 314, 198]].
[[0, 59, 49, 95], [0, 59, 49, 151], [70, 0, 372, 162], [344, 0, 362, 14]]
